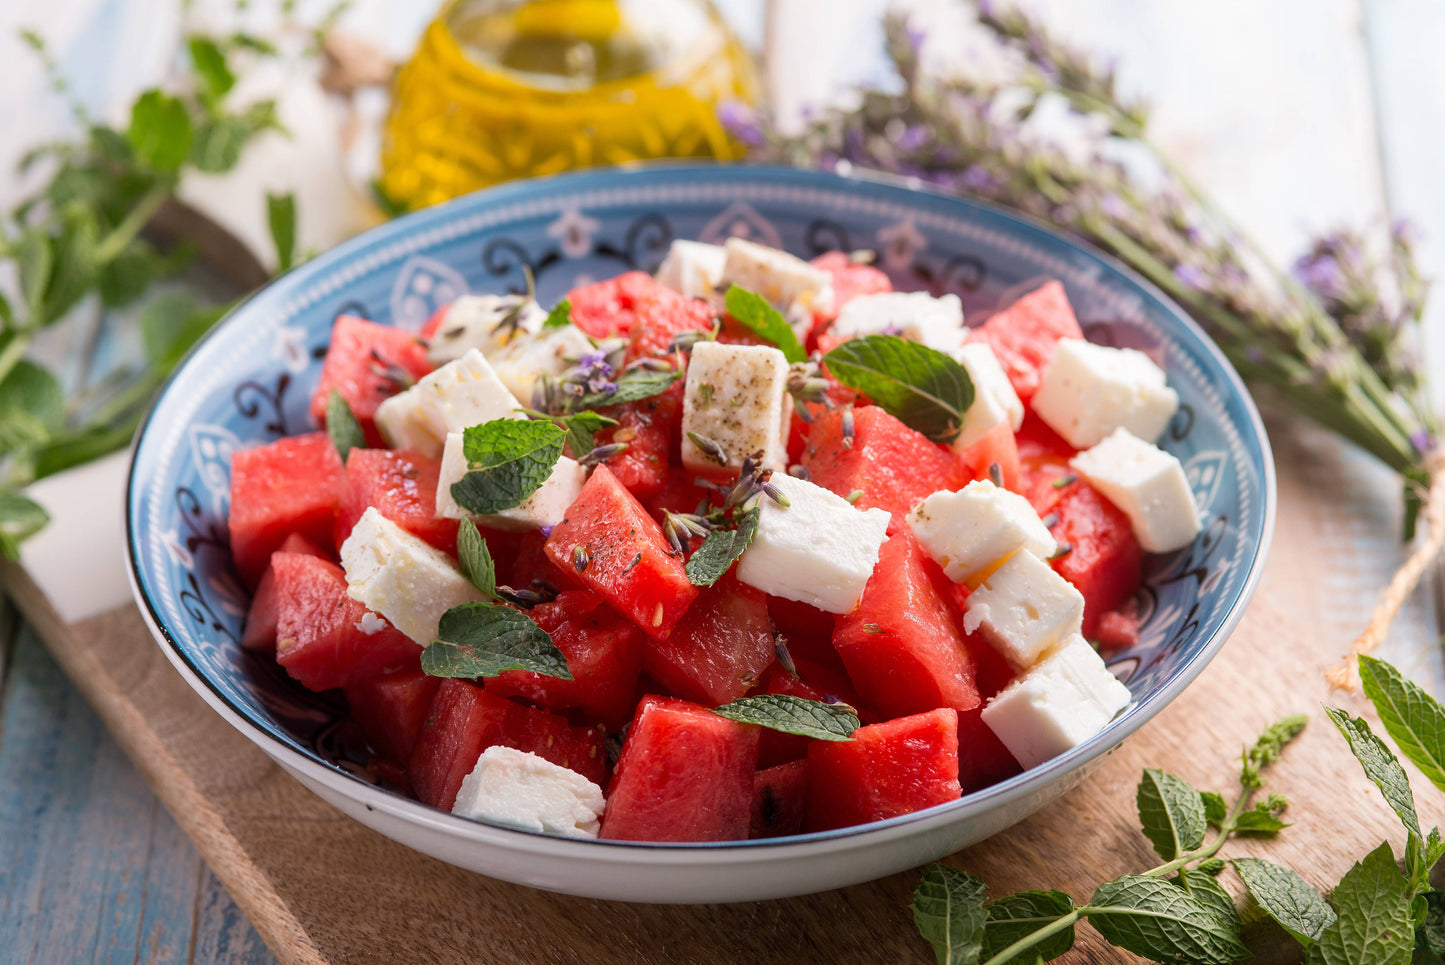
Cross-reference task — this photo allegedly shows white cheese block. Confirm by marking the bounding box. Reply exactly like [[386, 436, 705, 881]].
[[452, 746, 605, 838], [735, 472, 891, 614], [830, 291, 967, 354], [1031, 339, 1179, 449], [963, 549, 1084, 669], [425, 294, 547, 366], [680, 341, 792, 472], [721, 237, 835, 318], [339, 507, 484, 645], [435, 431, 588, 532], [981, 634, 1132, 770], [1071, 428, 1202, 553], [952, 342, 1025, 451], [655, 239, 727, 301], [490, 324, 595, 408], [374, 349, 524, 458], [908, 480, 1055, 586]]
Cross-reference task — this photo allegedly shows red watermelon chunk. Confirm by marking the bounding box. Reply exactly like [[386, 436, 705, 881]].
[[954, 422, 1023, 494], [628, 288, 715, 361], [593, 382, 683, 500], [409, 680, 608, 810], [272, 552, 419, 691], [335, 448, 459, 555], [345, 665, 441, 765], [599, 695, 759, 842], [1038, 479, 1143, 640], [832, 532, 982, 719], [754, 665, 872, 768], [309, 315, 432, 443], [805, 708, 961, 832], [568, 271, 711, 357], [544, 466, 699, 640], [487, 590, 644, 731], [801, 406, 962, 533], [975, 281, 1083, 402], [229, 432, 346, 586], [241, 532, 328, 651], [809, 251, 892, 335], [640, 573, 776, 707], [751, 760, 809, 838], [643, 468, 715, 525], [955, 630, 1022, 792]]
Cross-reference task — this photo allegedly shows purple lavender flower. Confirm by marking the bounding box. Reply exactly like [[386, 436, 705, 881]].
[[1099, 193, 1129, 221], [1173, 263, 1209, 290], [1392, 217, 1421, 248], [717, 101, 764, 146], [1411, 429, 1436, 454], [897, 124, 930, 152], [906, 26, 926, 53], [573, 350, 617, 395], [961, 164, 1000, 192], [1293, 252, 1345, 301]]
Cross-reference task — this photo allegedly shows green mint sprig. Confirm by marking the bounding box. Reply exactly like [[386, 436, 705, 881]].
[[724, 285, 807, 363], [325, 390, 365, 463], [420, 602, 572, 681], [576, 365, 682, 409], [449, 419, 565, 516], [520, 407, 618, 462], [712, 694, 859, 741], [823, 335, 974, 444], [541, 298, 572, 330], [685, 506, 759, 587]]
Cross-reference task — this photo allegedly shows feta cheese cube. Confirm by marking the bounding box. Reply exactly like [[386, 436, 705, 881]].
[[1031, 339, 1179, 448], [655, 240, 727, 301], [952, 342, 1025, 451], [425, 295, 546, 366], [963, 550, 1084, 669], [452, 746, 605, 838], [1071, 428, 1202, 553], [908, 480, 1055, 586], [980, 634, 1132, 770], [721, 237, 835, 318], [490, 324, 595, 407], [374, 349, 524, 458], [735, 472, 891, 613], [830, 291, 967, 354], [435, 431, 588, 532], [339, 507, 484, 645], [680, 341, 792, 472]]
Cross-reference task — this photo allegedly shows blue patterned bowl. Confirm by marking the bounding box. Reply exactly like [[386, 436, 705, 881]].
[[125, 163, 1273, 902]]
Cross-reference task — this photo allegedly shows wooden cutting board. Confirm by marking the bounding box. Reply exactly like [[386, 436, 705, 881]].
[[6, 413, 1444, 965]]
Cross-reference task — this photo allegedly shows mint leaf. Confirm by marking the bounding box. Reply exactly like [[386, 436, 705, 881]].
[[456, 519, 498, 600], [1137, 769, 1207, 860], [421, 602, 572, 680], [1232, 857, 1335, 946], [0, 492, 50, 560], [18, 230, 52, 319], [127, 90, 193, 170], [1358, 656, 1445, 795], [542, 299, 572, 330], [981, 891, 1075, 960], [910, 864, 989, 965], [141, 293, 223, 367], [451, 419, 566, 516], [1304, 842, 1412, 965], [267, 191, 297, 272], [1086, 875, 1248, 963], [1174, 870, 1240, 935], [1243, 713, 1309, 787], [712, 694, 859, 741], [685, 506, 759, 586], [724, 285, 806, 363], [1416, 891, 1445, 959], [1235, 810, 1290, 834], [554, 410, 617, 460], [1326, 706, 1421, 840], [0, 359, 65, 437], [325, 390, 365, 463], [1200, 791, 1229, 828], [577, 365, 681, 408], [188, 37, 236, 106], [823, 335, 974, 444]]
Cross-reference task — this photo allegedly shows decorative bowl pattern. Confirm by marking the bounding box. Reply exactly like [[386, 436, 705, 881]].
[[125, 163, 1274, 902]]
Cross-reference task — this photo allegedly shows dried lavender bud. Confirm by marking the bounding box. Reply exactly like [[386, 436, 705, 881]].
[[578, 442, 629, 467], [788, 464, 811, 480], [572, 545, 590, 572], [1048, 542, 1074, 561], [667, 324, 719, 354], [775, 638, 800, 678], [988, 462, 1004, 487], [1041, 512, 1060, 529], [1053, 473, 1078, 489], [845, 489, 864, 505], [688, 431, 728, 465], [841, 407, 856, 448]]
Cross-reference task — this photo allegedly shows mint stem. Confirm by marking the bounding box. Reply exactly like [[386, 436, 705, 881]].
[[978, 908, 1084, 965]]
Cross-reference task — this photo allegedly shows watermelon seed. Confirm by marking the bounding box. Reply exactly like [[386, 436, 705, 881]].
[[1052, 472, 1078, 490], [988, 462, 1004, 487], [572, 545, 590, 572], [788, 464, 811, 481], [1041, 512, 1060, 529], [1049, 542, 1074, 561]]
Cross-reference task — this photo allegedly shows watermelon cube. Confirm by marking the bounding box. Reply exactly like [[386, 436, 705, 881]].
[[544, 466, 699, 640], [272, 552, 419, 691], [956, 631, 1022, 793], [974, 281, 1083, 403], [1036, 478, 1143, 639], [600, 695, 759, 842], [810, 251, 892, 324], [241, 532, 328, 651], [335, 447, 460, 555], [954, 422, 1023, 494], [754, 665, 871, 769], [805, 708, 961, 832], [229, 432, 346, 586], [309, 315, 433, 443], [345, 666, 441, 765], [409, 681, 608, 810], [640, 573, 776, 707], [593, 382, 683, 500], [751, 760, 809, 839]]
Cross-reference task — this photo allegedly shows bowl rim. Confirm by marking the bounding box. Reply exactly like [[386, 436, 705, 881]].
[[124, 160, 1277, 853]]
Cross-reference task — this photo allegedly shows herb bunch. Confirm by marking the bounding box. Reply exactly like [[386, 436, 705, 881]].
[[909, 655, 1445, 963], [726, 1, 1442, 684]]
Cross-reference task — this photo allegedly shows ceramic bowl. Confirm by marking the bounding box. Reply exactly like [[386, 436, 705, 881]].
[[125, 163, 1274, 902]]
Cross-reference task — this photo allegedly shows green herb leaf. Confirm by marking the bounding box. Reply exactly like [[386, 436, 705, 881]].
[[685, 506, 759, 586], [141, 294, 223, 368], [1234, 810, 1290, 834], [1086, 875, 1248, 963], [1325, 706, 1421, 840], [0, 359, 65, 438], [1303, 842, 1413, 965], [421, 602, 572, 680], [1358, 655, 1445, 795], [188, 37, 236, 106], [325, 390, 365, 463], [267, 192, 297, 272], [981, 891, 1075, 961], [712, 694, 859, 741], [554, 409, 617, 460], [190, 100, 281, 174], [0, 492, 50, 560], [1416, 891, 1445, 959], [1232, 857, 1335, 946], [456, 519, 498, 600], [823, 334, 974, 444], [1175, 871, 1240, 931], [724, 285, 806, 364], [542, 299, 572, 330], [577, 365, 682, 408], [18, 230, 53, 320], [1200, 791, 1228, 828], [99, 239, 186, 308], [1136, 769, 1207, 861], [126, 90, 193, 171], [1242, 713, 1309, 788], [910, 864, 989, 965], [450, 419, 566, 516]]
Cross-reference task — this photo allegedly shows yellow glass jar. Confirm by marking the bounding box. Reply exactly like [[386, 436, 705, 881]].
[[380, 0, 757, 211]]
